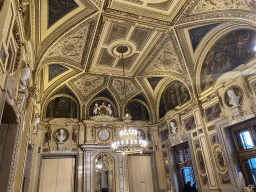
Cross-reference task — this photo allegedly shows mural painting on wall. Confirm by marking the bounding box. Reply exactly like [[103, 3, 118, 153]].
[[205, 103, 222, 122], [184, 116, 196, 131], [196, 150, 206, 174], [159, 80, 190, 118], [46, 97, 77, 118], [213, 145, 226, 173], [160, 129, 169, 142], [200, 29, 256, 92], [224, 87, 243, 107], [126, 101, 149, 121]]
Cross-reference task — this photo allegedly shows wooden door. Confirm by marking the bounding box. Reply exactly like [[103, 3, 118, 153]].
[[128, 155, 154, 192]]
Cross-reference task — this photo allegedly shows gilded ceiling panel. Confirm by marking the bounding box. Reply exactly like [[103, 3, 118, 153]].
[[129, 27, 153, 50], [69, 74, 105, 98], [112, 78, 139, 100], [97, 48, 116, 67], [88, 18, 162, 77], [144, 38, 183, 74], [104, 23, 131, 45], [191, 0, 253, 15], [43, 22, 90, 67], [115, 53, 139, 69]]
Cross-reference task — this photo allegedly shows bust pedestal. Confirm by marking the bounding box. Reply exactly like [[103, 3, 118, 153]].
[[231, 105, 243, 118], [57, 142, 64, 151]]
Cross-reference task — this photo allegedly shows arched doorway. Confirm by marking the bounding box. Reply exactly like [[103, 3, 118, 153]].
[[94, 153, 115, 192]]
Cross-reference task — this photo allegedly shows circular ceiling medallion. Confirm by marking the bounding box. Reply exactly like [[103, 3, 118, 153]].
[[84, 80, 93, 87], [108, 41, 136, 58], [64, 43, 75, 51]]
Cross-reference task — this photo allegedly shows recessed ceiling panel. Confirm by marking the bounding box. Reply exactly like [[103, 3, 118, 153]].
[[97, 48, 116, 67], [129, 27, 153, 50], [110, 0, 187, 22], [104, 23, 131, 45], [88, 19, 163, 77], [115, 53, 139, 69]]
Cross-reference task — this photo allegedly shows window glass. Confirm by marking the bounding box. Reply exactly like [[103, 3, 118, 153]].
[[185, 148, 191, 161], [239, 130, 254, 149], [182, 167, 195, 186], [248, 158, 256, 183], [179, 150, 184, 163]]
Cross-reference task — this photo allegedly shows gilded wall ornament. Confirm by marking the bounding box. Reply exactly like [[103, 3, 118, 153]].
[[196, 150, 206, 174], [213, 145, 226, 173]]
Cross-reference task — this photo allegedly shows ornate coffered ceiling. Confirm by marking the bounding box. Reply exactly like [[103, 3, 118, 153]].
[[32, 0, 256, 122]]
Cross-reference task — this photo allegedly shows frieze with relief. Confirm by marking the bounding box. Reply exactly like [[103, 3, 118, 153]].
[[191, 0, 253, 15]]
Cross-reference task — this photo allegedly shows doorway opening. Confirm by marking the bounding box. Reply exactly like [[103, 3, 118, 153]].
[[0, 101, 18, 191], [94, 153, 115, 192], [174, 142, 197, 192]]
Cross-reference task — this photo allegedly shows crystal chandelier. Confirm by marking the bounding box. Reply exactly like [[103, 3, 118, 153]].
[[111, 46, 147, 155]]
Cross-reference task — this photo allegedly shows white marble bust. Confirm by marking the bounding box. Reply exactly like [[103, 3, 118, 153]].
[[20, 67, 30, 89], [170, 122, 177, 134], [57, 129, 65, 142], [227, 89, 240, 106]]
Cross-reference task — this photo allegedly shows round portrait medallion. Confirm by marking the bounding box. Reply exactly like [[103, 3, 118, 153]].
[[98, 129, 110, 141]]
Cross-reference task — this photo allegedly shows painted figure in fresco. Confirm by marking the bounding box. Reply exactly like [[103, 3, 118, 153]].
[[106, 104, 112, 116], [54, 98, 66, 117], [227, 89, 240, 106], [170, 121, 177, 134], [46, 97, 77, 118], [93, 103, 99, 116], [200, 29, 256, 92], [180, 84, 190, 103], [159, 81, 190, 118], [57, 129, 65, 142]]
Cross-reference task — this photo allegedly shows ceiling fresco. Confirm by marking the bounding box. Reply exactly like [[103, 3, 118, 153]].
[[32, 0, 256, 122]]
